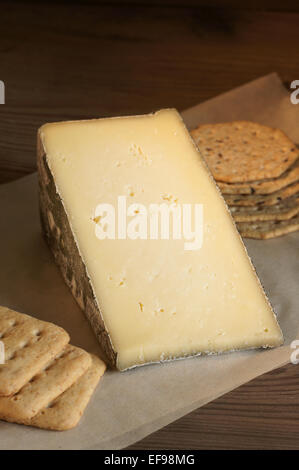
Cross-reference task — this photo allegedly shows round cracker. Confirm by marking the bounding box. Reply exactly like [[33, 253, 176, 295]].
[[191, 121, 299, 183]]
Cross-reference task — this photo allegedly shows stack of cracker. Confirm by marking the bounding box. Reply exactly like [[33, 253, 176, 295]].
[[191, 121, 299, 239], [0, 306, 106, 431]]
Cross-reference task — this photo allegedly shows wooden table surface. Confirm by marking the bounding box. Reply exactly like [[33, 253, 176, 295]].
[[1, 1, 299, 449]]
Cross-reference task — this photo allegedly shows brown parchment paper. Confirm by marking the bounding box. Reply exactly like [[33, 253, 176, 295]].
[[0, 73, 298, 450]]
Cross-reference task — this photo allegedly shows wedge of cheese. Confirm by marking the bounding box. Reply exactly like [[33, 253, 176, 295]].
[[37, 109, 283, 370]]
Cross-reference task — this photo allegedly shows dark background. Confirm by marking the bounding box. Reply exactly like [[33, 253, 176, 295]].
[[1, 0, 299, 184], [1, 0, 299, 449]]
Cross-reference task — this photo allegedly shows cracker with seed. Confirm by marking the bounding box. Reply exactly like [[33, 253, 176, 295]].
[[0, 307, 69, 396], [218, 158, 299, 195], [225, 181, 299, 207], [237, 215, 299, 239], [230, 195, 299, 223], [0, 345, 91, 422], [191, 122, 299, 183], [28, 354, 106, 431]]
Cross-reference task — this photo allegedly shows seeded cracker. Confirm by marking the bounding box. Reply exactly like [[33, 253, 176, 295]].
[[230, 195, 299, 223], [191, 122, 299, 183], [225, 181, 299, 207], [218, 158, 299, 195], [0, 307, 69, 396], [237, 215, 299, 239]]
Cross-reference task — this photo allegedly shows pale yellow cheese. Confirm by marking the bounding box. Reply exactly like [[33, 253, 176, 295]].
[[39, 109, 283, 370]]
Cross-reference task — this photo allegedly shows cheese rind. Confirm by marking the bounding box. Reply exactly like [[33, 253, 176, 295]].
[[37, 109, 283, 370]]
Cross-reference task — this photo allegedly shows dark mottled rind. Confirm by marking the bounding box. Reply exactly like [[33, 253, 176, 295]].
[[37, 133, 117, 369]]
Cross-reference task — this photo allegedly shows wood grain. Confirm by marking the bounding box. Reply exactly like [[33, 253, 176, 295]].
[[128, 362, 299, 449], [1, 3, 299, 183], [1, 2, 299, 449]]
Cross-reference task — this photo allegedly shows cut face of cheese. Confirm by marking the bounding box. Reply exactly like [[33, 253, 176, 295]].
[[37, 109, 283, 370]]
